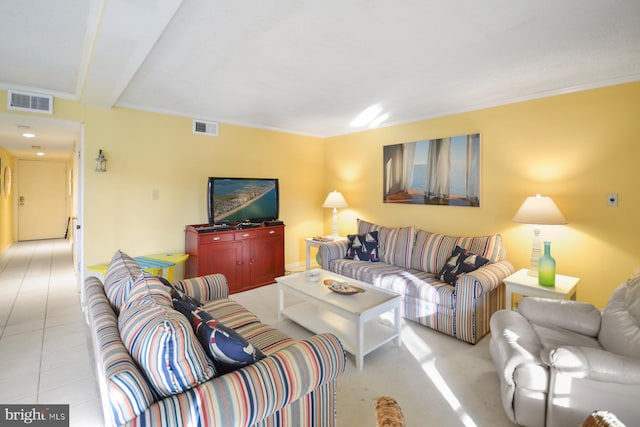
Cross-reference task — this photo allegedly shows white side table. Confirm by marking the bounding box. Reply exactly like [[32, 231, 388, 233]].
[[503, 268, 580, 310], [305, 236, 347, 270]]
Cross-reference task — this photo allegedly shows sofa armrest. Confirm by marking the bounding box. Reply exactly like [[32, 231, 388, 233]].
[[173, 274, 229, 302], [519, 298, 601, 337], [319, 240, 350, 270], [457, 260, 515, 296], [546, 346, 640, 384], [135, 333, 346, 426]]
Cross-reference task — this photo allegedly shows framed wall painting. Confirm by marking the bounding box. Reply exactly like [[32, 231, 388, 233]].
[[383, 133, 481, 207]]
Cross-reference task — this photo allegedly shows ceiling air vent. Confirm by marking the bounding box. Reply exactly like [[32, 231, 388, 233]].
[[8, 90, 53, 114], [193, 119, 218, 136]]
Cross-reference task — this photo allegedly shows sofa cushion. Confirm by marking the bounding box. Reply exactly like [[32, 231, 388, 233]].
[[123, 272, 173, 308], [157, 276, 203, 308], [174, 299, 266, 374], [104, 250, 142, 311], [233, 321, 296, 355], [377, 269, 456, 309], [118, 297, 216, 397], [201, 298, 262, 330], [599, 285, 640, 359], [345, 231, 379, 262], [411, 230, 505, 274], [411, 230, 459, 274], [456, 234, 507, 262], [357, 219, 415, 268], [438, 246, 490, 285], [329, 259, 404, 285]]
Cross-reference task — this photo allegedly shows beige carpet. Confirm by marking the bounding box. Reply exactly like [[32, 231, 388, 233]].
[[231, 283, 516, 427]]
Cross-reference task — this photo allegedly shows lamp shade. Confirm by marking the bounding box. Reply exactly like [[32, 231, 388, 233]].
[[322, 191, 348, 209], [512, 194, 567, 225]]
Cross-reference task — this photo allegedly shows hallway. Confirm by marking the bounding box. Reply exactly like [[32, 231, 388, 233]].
[[0, 239, 103, 426]]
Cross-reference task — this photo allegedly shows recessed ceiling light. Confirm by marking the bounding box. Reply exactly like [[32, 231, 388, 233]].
[[22, 132, 36, 138], [369, 113, 390, 129], [36, 152, 45, 156], [351, 104, 383, 127]]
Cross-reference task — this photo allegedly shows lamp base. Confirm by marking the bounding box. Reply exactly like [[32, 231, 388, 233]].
[[527, 227, 542, 277]]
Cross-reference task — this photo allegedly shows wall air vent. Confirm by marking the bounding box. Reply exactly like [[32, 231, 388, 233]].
[[8, 90, 53, 114], [193, 119, 218, 136]]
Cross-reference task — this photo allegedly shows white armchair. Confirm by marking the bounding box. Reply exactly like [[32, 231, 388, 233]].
[[490, 278, 640, 427]]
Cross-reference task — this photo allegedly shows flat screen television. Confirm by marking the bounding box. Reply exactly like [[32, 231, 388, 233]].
[[207, 177, 279, 225]]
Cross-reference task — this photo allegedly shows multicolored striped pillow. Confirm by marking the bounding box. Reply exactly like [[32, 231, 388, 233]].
[[118, 297, 216, 397], [123, 272, 173, 308], [411, 230, 506, 274], [357, 219, 415, 268], [410, 230, 459, 274], [104, 250, 142, 311]]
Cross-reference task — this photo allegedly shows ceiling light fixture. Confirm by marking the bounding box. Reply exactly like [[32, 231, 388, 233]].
[[350, 104, 382, 127], [18, 125, 36, 138], [369, 112, 390, 129], [350, 104, 390, 129], [36, 152, 45, 156]]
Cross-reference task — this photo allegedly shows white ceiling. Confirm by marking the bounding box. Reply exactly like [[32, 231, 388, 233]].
[[1, 0, 639, 158]]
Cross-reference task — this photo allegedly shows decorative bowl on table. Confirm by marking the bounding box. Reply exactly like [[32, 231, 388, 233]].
[[323, 279, 365, 295]]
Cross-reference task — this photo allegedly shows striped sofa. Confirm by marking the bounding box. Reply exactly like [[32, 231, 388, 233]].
[[319, 219, 514, 344], [85, 253, 345, 427]]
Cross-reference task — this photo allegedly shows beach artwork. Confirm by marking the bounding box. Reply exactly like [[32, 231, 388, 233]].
[[383, 133, 481, 207]]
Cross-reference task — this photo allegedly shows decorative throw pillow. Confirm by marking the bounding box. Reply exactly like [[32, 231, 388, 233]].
[[174, 299, 266, 374], [438, 246, 490, 286], [357, 219, 415, 268], [122, 272, 173, 309], [118, 298, 216, 397], [104, 250, 142, 311], [344, 231, 380, 262], [157, 276, 203, 308]]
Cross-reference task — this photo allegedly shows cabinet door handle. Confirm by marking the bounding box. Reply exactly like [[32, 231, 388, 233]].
[[212, 237, 221, 241], [242, 233, 250, 238], [269, 230, 276, 234]]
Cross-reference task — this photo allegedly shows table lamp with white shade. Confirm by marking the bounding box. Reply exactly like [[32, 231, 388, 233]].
[[512, 194, 567, 277], [322, 190, 348, 239]]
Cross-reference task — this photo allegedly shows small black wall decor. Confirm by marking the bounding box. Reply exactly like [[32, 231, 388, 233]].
[[383, 133, 481, 207]]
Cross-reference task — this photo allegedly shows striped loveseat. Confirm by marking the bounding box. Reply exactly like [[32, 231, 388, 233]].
[[85, 251, 345, 427], [319, 219, 514, 344]]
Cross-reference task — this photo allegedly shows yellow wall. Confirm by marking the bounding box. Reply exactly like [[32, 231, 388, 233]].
[[325, 82, 640, 307], [1, 83, 639, 307], [0, 147, 14, 252], [77, 105, 325, 268], [1, 94, 326, 270]]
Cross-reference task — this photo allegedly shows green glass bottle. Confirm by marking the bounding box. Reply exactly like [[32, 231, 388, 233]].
[[538, 241, 556, 287]]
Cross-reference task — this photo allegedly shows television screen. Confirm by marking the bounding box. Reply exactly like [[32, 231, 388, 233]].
[[208, 177, 279, 224]]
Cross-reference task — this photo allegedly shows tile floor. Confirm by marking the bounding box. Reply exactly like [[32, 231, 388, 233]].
[[0, 239, 103, 426]]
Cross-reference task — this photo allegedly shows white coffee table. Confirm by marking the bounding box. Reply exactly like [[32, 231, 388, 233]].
[[276, 270, 402, 370]]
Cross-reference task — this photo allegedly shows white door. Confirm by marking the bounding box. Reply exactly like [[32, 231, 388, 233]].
[[18, 160, 67, 241]]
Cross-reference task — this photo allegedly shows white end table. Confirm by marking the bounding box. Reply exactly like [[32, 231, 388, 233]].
[[305, 236, 347, 270], [504, 268, 580, 310]]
